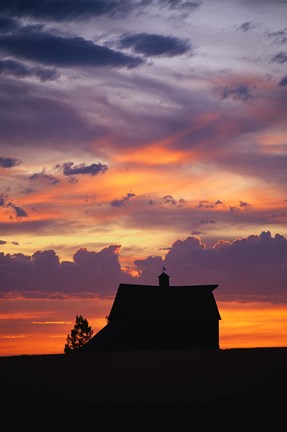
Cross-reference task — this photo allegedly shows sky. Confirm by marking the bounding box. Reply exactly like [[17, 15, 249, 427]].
[[0, 0, 287, 356]]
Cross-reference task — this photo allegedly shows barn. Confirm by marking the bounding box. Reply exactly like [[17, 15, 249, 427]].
[[81, 270, 221, 352]]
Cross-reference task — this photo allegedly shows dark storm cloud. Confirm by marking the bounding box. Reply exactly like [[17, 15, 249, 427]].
[[118, 33, 191, 57], [0, 240, 7, 245], [271, 51, 287, 64], [278, 75, 287, 86], [111, 193, 136, 208], [0, 156, 22, 167], [0, 0, 133, 21], [55, 162, 108, 177], [134, 231, 287, 303], [216, 85, 253, 102], [0, 28, 143, 68], [0, 58, 59, 81]]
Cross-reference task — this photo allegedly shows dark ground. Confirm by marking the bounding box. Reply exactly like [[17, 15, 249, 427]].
[[1, 347, 286, 424]]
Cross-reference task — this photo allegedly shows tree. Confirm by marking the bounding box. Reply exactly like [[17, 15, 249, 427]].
[[64, 314, 93, 354]]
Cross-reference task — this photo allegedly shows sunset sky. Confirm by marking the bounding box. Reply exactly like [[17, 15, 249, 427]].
[[0, 0, 287, 357]]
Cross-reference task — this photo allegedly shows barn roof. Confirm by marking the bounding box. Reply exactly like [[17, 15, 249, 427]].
[[108, 282, 221, 322]]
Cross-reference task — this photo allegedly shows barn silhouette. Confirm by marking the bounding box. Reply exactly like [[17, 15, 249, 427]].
[[81, 269, 221, 352]]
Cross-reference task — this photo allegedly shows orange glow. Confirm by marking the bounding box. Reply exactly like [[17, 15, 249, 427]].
[[115, 144, 187, 166], [218, 301, 287, 349], [0, 298, 286, 357]]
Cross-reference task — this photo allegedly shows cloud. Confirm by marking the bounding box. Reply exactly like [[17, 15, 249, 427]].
[[0, 58, 60, 81], [0, 28, 143, 69], [29, 168, 59, 185], [1, 232, 286, 303], [7, 202, 29, 218], [215, 85, 253, 102], [118, 33, 191, 57], [134, 231, 287, 303], [0, 14, 19, 32], [0, 244, 128, 298], [278, 75, 287, 86], [238, 21, 256, 32], [0, 195, 29, 218], [0, 239, 7, 245], [271, 51, 287, 64], [0, 79, 103, 147], [157, 0, 201, 13], [0, 0, 201, 22], [111, 192, 136, 207], [0, 0, 133, 21], [55, 161, 108, 177], [268, 29, 287, 44], [0, 156, 22, 167]]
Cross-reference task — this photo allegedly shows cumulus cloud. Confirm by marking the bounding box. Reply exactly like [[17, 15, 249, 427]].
[[0, 245, 127, 298], [134, 231, 287, 303], [0, 231, 286, 303]]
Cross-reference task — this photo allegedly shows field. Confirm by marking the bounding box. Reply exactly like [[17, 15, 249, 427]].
[[1, 347, 286, 423]]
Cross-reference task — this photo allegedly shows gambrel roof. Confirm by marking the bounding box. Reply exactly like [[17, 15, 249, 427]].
[[108, 283, 221, 322]]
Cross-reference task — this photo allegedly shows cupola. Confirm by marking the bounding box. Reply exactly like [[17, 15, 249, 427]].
[[158, 267, 170, 287]]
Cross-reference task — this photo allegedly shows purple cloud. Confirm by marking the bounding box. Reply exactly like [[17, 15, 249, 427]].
[[55, 161, 108, 177], [0, 156, 22, 168], [135, 231, 287, 303], [0, 245, 127, 298], [111, 193, 136, 207], [271, 51, 287, 64], [118, 33, 191, 57], [0, 231, 286, 303], [29, 169, 59, 185]]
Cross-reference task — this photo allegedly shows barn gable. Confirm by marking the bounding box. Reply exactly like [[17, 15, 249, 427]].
[[81, 271, 221, 353]]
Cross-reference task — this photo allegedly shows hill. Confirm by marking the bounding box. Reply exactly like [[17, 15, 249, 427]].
[[1, 347, 286, 420]]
